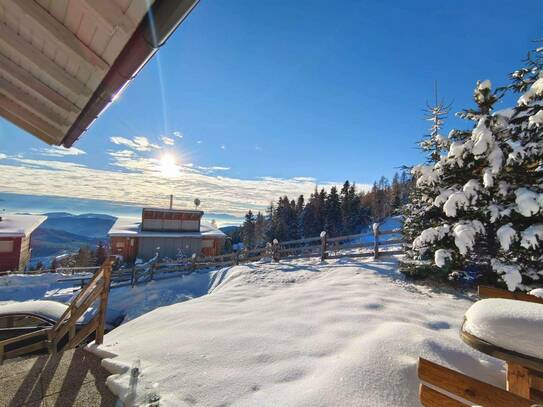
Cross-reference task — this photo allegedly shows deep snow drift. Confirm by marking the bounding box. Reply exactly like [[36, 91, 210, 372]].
[[92, 256, 505, 407]]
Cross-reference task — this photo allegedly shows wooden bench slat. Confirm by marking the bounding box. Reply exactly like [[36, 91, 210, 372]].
[[419, 384, 468, 407], [478, 286, 543, 304], [418, 358, 534, 407]]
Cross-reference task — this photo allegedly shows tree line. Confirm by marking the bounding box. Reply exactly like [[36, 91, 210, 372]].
[[233, 176, 411, 249]]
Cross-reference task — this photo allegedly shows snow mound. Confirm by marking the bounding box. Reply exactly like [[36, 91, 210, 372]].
[[93, 256, 503, 407], [464, 298, 543, 360]]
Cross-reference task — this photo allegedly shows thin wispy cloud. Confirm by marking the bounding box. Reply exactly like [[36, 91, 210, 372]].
[[110, 136, 160, 151], [40, 146, 86, 157], [0, 152, 368, 217], [161, 136, 175, 146], [220, 145, 226, 150], [173, 131, 183, 139]]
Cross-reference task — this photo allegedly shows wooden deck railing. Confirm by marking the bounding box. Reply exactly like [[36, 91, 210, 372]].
[[0, 257, 114, 363]]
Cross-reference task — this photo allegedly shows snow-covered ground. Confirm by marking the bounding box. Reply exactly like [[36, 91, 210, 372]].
[[89, 255, 504, 407], [0, 270, 216, 322]]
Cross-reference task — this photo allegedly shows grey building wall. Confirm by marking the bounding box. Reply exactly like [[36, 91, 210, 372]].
[[138, 237, 203, 260]]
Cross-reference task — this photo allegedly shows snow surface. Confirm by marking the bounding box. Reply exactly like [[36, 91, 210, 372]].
[[464, 298, 543, 360], [0, 214, 47, 237], [0, 270, 217, 323], [529, 288, 543, 298], [92, 256, 504, 407]]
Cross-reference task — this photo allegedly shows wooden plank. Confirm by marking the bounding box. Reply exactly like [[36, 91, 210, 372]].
[[0, 53, 78, 113], [419, 384, 468, 407], [0, 22, 92, 96], [66, 314, 99, 349], [2, 0, 109, 71], [478, 286, 543, 305], [0, 94, 64, 141], [81, 0, 135, 35], [418, 358, 534, 407], [95, 258, 113, 345], [54, 284, 103, 341], [53, 268, 104, 332], [3, 340, 48, 360], [0, 75, 70, 126], [507, 363, 532, 399], [0, 327, 50, 346], [0, 105, 57, 144]]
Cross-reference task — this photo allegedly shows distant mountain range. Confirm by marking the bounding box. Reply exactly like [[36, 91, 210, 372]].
[[32, 213, 116, 259]]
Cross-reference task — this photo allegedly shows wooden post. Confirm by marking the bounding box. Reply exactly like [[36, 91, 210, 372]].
[[320, 231, 327, 261], [190, 253, 197, 272], [373, 222, 380, 260], [130, 265, 136, 287], [507, 363, 532, 399], [272, 239, 280, 262], [95, 257, 113, 345]]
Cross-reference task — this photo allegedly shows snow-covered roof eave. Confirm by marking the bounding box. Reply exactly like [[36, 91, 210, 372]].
[[0, 215, 47, 238], [108, 217, 226, 239]]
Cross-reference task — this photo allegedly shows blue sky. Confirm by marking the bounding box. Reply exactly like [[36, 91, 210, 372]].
[[0, 0, 542, 219]]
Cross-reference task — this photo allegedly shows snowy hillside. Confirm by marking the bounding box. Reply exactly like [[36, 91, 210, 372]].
[[92, 255, 504, 407]]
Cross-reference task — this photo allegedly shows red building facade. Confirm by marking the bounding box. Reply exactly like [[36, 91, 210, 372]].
[[0, 215, 46, 272]]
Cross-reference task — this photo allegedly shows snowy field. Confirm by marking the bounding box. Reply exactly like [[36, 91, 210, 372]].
[[88, 255, 505, 407]]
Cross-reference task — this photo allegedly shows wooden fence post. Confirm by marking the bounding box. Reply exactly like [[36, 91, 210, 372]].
[[373, 222, 380, 260], [95, 256, 113, 345], [320, 231, 327, 261], [130, 265, 136, 287], [190, 253, 197, 271], [272, 239, 280, 262]]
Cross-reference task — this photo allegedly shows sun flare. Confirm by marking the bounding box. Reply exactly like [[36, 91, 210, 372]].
[[159, 153, 180, 177]]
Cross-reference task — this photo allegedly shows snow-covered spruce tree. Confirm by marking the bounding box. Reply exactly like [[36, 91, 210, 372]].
[[401, 90, 452, 276], [488, 48, 543, 291], [409, 80, 507, 282]]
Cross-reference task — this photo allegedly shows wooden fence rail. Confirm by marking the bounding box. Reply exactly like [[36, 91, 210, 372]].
[[116, 225, 403, 287]]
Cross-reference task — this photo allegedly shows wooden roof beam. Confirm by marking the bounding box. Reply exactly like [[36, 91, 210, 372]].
[[0, 53, 79, 114], [81, 0, 135, 36], [0, 94, 64, 144], [2, 0, 109, 72], [0, 22, 92, 97], [0, 75, 70, 128]]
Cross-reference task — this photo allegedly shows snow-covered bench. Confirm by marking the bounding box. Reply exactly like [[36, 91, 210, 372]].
[[418, 286, 543, 406]]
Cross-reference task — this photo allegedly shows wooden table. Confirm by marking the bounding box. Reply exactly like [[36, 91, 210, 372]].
[[461, 319, 543, 402]]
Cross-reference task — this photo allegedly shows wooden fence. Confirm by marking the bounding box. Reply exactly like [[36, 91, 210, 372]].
[[119, 224, 404, 287], [0, 257, 114, 363]]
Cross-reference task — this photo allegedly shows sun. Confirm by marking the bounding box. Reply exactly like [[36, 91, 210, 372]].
[[159, 153, 180, 177]]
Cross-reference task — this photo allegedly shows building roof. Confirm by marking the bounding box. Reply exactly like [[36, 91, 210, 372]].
[[0, 0, 199, 147], [108, 217, 226, 238], [143, 207, 204, 215], [0, 214, 47, 237]]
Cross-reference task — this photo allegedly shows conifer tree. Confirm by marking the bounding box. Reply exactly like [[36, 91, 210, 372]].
[[242, 210, 256, 249], [325, 186, 342, 236]]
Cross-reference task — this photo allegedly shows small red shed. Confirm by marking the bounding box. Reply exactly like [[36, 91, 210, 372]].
[[0, 214, 47, 272]]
